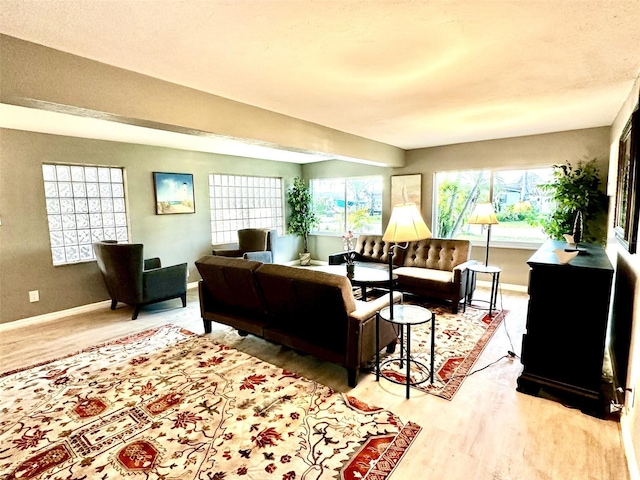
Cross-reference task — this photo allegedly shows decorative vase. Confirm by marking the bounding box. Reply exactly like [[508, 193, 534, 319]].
[[572, 211, 583, 245], [346, 263, 355, 279], [299, 252, 311, 266]]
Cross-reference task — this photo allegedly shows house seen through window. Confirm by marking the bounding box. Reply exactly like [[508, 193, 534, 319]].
[[310, 176, 383, 235], [434, 167, 554, 245]]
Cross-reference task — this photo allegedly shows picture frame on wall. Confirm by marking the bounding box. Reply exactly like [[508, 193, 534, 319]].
[[153, 172, 195, 215], [391, 174, 422, 210], [614, 105, 640, 253]]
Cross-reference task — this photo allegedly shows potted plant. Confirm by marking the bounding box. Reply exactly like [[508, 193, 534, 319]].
[[287, 177, 319, 265], [539, 159, 608, 244]]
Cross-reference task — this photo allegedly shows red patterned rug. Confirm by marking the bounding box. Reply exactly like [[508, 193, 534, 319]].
[[0, 325, 420, 480], [376, 300, 508, 400]]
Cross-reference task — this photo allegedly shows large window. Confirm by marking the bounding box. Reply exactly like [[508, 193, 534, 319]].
[[42, 164, 129, 265], [310, 176, 382, 235], [209, 174, 284, 244], [434, 167, 554, 245]]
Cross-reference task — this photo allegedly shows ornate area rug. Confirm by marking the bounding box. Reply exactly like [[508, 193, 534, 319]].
[[379, 301, 508, 400], [359, 290, 508, 400], [0, 325, 420, 480]]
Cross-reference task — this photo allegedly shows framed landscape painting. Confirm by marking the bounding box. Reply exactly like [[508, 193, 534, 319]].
[[153, 172, 195, 215], [614, 106, 639, 253], [391, 174, 421, 210]]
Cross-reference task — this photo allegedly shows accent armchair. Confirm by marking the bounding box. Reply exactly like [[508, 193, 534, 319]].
[[211, 228, 277, 263], [93, 241, 188, 320]]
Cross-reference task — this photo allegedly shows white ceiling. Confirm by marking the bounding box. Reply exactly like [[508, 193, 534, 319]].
[[1, 0, 640, 158]]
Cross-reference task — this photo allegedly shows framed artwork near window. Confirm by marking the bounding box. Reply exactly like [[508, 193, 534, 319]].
[[391, 174, 421, 210], [153, 172, 195, 215], [614, 105, 640, 253]]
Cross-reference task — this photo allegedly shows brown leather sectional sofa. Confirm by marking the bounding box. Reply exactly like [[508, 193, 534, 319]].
[[195, 255, 402, 387], [329, 235, 476, 313]]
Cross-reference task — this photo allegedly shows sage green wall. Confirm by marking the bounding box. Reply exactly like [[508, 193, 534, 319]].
[[0, 128, 301, 324], [305, 128, 611, 287], [406, 127, 611, 286]]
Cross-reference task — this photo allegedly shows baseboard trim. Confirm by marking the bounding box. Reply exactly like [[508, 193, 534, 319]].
[[482, 281, 528, 293], [0, 282, 199, 332], [622, 412, 640, 480]]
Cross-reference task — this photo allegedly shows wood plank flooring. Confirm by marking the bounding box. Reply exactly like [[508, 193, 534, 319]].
[[0, 286, 630, 480]]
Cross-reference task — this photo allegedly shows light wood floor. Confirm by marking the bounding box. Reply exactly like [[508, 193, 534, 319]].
[[0, 286, 630, 480]]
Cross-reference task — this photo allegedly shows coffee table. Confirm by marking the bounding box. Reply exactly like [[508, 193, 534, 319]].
[[314, 264, 398, 300]]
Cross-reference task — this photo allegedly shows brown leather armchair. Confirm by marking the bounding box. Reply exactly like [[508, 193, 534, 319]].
[[211, 228, 277, 263], [93, 241, 188, 320]]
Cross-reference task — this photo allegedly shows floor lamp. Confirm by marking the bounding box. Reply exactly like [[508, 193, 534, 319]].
[[467, 202, 499, 266], [382, 203, 431, 318]]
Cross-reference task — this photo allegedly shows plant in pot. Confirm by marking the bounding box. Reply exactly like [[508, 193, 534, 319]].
[[539, 159, 608, 245], [286, 177, 319, 265]]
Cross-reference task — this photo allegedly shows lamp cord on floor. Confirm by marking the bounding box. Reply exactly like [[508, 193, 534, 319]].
[[411, 286, 520, 382]]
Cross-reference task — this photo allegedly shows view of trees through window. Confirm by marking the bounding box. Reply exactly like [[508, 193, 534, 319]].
[[310, 177, 382, 235], [435, 168, 555, 244]]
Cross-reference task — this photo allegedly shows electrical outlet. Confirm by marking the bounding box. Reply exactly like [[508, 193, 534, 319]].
[[29, 290, 39, 302]]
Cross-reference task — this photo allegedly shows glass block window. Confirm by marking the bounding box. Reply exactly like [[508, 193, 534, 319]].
[[209, 174, 284, 244], [42, 164, 129, 265]]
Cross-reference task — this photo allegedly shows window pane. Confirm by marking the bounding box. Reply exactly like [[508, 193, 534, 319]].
[[435, 170, 490, 238], [491, 168, 554, 242], [311, 178, 345, 234], [346, 178, 382, 234], [42, 163, 129, 265], [311, 177, 382, 235]]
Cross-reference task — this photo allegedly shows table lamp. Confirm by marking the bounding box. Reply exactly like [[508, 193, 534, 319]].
[[467, 202, 499, 266], [382, 202, 432, 318]]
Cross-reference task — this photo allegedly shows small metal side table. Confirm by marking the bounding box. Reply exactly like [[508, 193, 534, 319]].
[[375, 304, 435, 399], [465, 264, 501, 316]]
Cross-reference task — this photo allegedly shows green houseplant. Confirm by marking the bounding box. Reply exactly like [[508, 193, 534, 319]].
[[540, 159, 608, 244], [286, 177, 319, 265]]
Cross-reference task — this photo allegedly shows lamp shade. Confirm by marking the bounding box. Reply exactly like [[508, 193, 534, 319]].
[[467, 203, 499, 225], [382, 203, 432, 243]]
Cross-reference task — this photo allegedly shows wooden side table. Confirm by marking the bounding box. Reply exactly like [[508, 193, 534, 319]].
[[376, 304, 435, 399]]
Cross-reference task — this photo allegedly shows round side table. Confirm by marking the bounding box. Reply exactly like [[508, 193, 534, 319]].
[[375, 304, 435, 399], [465, 264, 501, 316]]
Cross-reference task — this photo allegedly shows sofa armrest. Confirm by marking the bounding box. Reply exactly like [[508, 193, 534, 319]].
[[453, 260, 478, 296], [348, 291, 403, 322], [329, 251, 371, 265], [144, 257, 161, 270], [243, 251, 272, 263], [212, 248, 243, 257], [453, 259, 478, 272], [328, 251, 347, 265], [142, 263, 188, 300]]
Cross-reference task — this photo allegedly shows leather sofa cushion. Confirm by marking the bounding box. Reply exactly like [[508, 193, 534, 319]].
[[354, 235, 405, 266], [403, 238, 470, 272], [255, 264, 356, 342], [394, 266, 455, 294], [195, 256, 265, 314]]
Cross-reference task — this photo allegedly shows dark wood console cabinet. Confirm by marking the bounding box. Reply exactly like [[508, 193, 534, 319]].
[[517, 240, 614, 416]]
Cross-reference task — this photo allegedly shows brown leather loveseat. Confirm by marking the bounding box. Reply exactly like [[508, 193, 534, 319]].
[[329, 235, 476, 313], [195, 255, 402, 387]]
